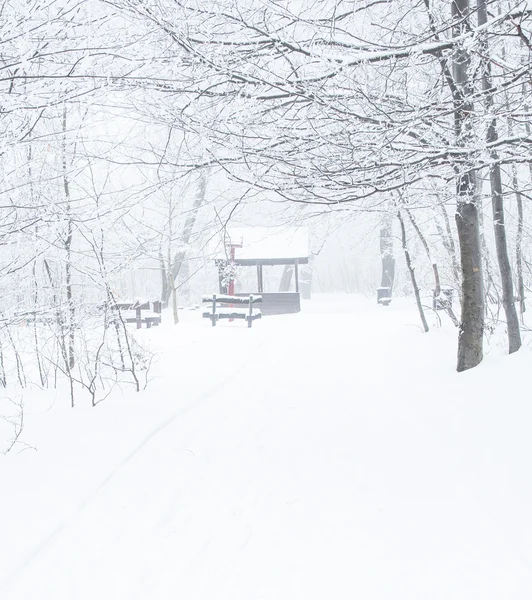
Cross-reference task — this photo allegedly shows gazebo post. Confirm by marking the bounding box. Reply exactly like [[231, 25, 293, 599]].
[[294, 259, 300, 293], [257, 264, 264, 293]]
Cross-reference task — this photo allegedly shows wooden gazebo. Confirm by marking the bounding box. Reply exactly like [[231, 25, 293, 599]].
[[214, 227, 309, 315]]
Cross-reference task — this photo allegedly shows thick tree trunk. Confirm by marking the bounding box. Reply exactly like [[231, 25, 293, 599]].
[[453, 0, 484, 371], [456, 201, 484, 370], [477, 0, 521, 354], [397, 210, 429, 333]]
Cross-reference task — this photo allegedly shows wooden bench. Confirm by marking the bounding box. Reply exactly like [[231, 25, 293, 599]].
[[111, 301, 162, 329], [202, 294, 262, 328]]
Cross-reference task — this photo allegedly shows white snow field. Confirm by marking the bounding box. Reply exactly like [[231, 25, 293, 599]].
[[2, 294, 532, 599]]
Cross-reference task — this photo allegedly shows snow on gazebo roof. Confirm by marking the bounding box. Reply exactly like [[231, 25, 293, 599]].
[[214, 227, 309, 265]]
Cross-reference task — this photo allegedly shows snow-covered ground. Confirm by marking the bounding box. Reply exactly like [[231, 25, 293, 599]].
[[1, 294, 532, 599]]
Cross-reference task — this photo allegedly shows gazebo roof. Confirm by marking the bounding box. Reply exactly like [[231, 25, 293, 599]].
[[214, 227, 309, 266]]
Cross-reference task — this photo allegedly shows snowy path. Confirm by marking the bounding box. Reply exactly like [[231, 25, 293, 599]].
[[2, 295, 532, 599]]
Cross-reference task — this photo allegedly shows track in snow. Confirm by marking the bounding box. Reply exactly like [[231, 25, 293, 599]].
[[2, 295, 532, 599]]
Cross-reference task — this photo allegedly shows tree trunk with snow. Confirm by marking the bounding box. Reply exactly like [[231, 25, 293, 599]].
[[406, 208, 458, 327], [452, 0, 484, 371], [62, 104, 76, 374], [513, 167, 525, 322], [435, 205, 460, 293], [397, 210, 429, 333], [379, 215, 395, 294], [477, 0, 521, 354]]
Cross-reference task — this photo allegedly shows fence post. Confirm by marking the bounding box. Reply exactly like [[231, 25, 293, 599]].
[[135, 306, 142, 329], [248, 294, 253, 328], [212, 294, 217, 327]]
